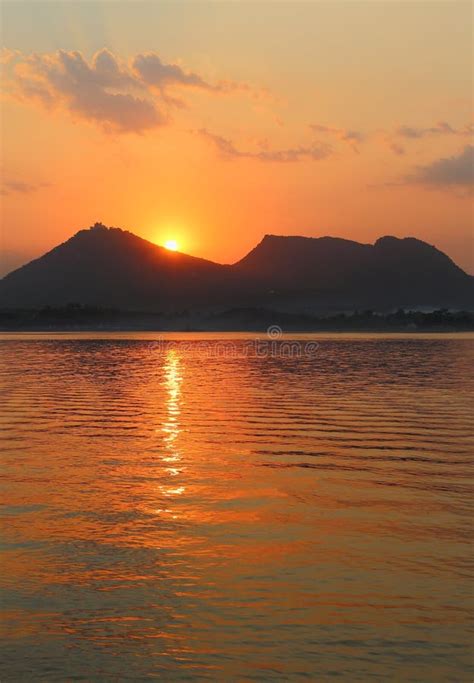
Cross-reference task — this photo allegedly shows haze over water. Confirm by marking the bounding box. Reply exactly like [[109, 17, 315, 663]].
[[1, 333, 473, 681]]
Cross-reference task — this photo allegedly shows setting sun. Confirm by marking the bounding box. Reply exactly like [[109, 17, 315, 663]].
[[164, 239, 179, 251]]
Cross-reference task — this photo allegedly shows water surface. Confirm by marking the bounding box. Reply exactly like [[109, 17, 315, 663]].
[[1, 333, 473, 681]]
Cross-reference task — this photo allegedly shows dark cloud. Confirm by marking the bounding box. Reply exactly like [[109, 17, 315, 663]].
[[406, 145, 474, 188], [198, 129, 332, 162], [4, 49, 251, 134], [5, 49, 164, 133]]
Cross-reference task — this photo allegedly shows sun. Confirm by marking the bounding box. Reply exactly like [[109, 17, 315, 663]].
[[164, 239, 179, 251]]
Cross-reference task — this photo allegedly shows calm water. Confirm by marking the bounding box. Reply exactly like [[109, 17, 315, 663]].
[[1, 333, 473, 681]]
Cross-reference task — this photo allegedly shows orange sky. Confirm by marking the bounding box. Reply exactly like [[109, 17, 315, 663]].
[[1, 1, 473, 275]]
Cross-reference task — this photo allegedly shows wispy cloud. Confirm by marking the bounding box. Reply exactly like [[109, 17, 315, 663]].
[[309, 124, 365, 153], [1, 179, 51, 196], [381, 121, 473, 155], [197, 128, 332, 163], [2, 49, 257, 134], [132, 52, 246, 95], [395, 121, 472, 140], [309, 120, 472, 157], [133, 52, 215, 91]]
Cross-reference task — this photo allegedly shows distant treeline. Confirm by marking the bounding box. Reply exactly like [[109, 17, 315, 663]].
[[0, 304, 149, 329], [1, 303, 125, 322], [0, 303, 473, 331], [208, 307, 474, 330]]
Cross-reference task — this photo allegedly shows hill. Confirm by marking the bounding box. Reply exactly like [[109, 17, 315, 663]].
[[232, 234, 473, 311], [0, 223, 472, 313], [0, 223, 229, 311]]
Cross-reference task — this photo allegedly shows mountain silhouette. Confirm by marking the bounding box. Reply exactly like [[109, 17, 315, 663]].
[[0, 224, 228, 311], [0, 223, 472, 312], [233, 234, 473, 310]]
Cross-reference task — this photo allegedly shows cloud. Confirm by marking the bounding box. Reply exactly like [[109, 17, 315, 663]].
[[310, 120, 471, 156], [395, 121, 471, 139], [197, 128, 332, 162], [3, 48, 253, 134], [1, 179, 50, 196], [132, 53, 262, 105], [382, 121, 473, 155], [0, 47, 21, 65], [405, 145, 474, 188], [310, 124, 365, 152], [133, 53, 215, 91], [387, 141, 406, 156], [5, 49, 164, 133]]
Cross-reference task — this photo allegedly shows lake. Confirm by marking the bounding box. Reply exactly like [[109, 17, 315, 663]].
[[1, 333, 473, 681]]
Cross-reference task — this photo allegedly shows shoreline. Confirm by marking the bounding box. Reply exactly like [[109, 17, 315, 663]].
[[2, 307, 473, 334], [1, 327, 473, 335]]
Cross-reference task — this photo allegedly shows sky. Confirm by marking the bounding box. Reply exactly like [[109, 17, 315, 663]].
[[1, 0, 473, 276]]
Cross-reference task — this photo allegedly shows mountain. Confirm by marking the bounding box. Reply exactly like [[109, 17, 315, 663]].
[[232, 234, 473, 310], [0, 224, 230, 311], [0, 223, 472, 313]]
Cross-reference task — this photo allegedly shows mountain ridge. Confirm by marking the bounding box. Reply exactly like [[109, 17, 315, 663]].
[[1, 223, 472, 312]]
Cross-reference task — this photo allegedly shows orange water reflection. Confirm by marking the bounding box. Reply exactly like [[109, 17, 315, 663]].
[[159, 349, 186, 508], [1, 336, 473, 680]]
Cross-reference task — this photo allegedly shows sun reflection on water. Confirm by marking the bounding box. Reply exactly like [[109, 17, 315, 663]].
[[160, 348, 185, 499]]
